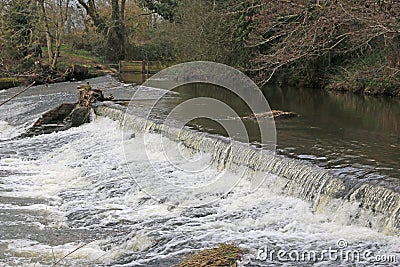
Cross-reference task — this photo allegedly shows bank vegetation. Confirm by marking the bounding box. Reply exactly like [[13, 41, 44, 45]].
[[1, 0, 399, 95]]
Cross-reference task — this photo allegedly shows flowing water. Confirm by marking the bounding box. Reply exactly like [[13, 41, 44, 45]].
[[0, 76, 399, 266]]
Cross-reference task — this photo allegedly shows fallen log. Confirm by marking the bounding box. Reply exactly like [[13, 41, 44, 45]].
[[242, 110, 299, 120], [78, 82, 114, 107], [0, 82, 36, 107]]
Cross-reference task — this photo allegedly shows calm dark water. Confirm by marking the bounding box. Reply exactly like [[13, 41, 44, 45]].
[[264, 87, 400, 182], [151, 83, 400, 183]]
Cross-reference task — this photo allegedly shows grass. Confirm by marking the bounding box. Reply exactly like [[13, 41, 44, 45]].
[[59, 44, 103, 62], [176, 244, 243, 267], [39, 44, 115, 78], [41, 44, 105, 69]]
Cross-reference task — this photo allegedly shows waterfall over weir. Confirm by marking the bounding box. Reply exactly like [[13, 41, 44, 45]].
[[95, 104, 400, 236]]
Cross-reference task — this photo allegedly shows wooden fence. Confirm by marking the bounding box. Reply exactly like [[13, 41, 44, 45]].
[[118, 61, 171, 84], [118, 60, 170, 74]]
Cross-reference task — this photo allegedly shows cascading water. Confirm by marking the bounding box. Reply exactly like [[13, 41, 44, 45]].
[[0, 76, 399, 266], [95, 105, 400, 236]]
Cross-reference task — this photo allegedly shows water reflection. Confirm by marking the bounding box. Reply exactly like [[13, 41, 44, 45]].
[[266, 86, 400, 134], [152, 83, 273, 146], [153, 83, 400, 181], [267, 87, 400, 181], [120, 72, 149, 85]]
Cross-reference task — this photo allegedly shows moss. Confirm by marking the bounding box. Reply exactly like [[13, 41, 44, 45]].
[[0, 77, 27, 90], [0, 77, 19, 82], [176, 244, 243, 267]]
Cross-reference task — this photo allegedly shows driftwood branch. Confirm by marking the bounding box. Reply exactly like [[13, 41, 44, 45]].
[[0, 82, 36, 107]]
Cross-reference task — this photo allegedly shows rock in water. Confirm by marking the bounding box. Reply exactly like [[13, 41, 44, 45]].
[[68, 107, 91, 127]]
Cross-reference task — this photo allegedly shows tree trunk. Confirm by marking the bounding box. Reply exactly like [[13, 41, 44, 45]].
[[77, 0, 126, 62], [120, 0, 126, 58], [51, 0, 69, 68], [121, 0, 126, 21], [108, 0, 125, 61], [38, 0, 53, 66]]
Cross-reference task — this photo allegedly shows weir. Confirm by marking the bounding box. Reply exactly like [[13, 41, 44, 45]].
[[95, 104, 400, 236]]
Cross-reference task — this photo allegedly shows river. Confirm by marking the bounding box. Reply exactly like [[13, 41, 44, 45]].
[[0, 75, 399, 266]]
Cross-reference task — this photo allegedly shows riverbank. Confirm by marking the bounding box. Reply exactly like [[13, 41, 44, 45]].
[[0, 45, 117, 90], [325, 55, 400, 97], [328, 49, 400, 97], [3, 53, 400, 99], [0, 77, 27, 90], [0, 67, 114, 90], [326, 81, 400, 97], [268, 47, 400, 97]]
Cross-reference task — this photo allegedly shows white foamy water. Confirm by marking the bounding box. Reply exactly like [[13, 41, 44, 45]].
[[0, 78, 399, 266], [0, 121, 16, 140], [0, 116, 398, 266]]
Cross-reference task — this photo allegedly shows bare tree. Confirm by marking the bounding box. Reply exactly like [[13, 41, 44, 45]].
[[161, 0, 252, 66], [38, 0, 53, 64], [37, 0, 71, 68], [243, 0, 400, 86]]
